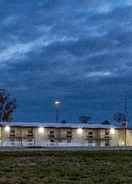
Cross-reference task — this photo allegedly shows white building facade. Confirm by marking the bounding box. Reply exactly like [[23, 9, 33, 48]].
[[0, 122, 131, 147]]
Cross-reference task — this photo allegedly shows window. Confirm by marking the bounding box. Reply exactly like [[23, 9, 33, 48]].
[[49, 130, 55, 142], [27, 128, 33, 137], [104, 129, 111, 146], [10, 128, 15, 138], [89, 131, 93, 135], [105, 129, 110, 136], [67, 130, 72, 137], [67, 130, 72, 143], [50, 139, 54, 143], [88, 139, 93, 144], [88, 131, 93, 139], [49, 130, 54, 137], [10, 128, 15, 144], [105, 139, 110, 146], [104, 130, 111, 140]]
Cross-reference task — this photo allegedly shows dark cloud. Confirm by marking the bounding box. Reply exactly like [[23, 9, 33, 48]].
[[0, 1, 132, 124]]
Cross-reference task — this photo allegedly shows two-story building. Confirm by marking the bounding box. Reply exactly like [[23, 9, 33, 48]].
[[0, 122, 131, 147]]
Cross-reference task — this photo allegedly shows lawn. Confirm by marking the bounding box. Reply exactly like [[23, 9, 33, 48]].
[[0, 150, 132, 184]]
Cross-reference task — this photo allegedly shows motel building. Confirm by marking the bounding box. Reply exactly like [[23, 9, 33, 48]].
[[0, 122, 131, 147]]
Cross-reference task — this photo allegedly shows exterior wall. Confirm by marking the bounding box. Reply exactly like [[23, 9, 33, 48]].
[[117, 129, 126, 146], [1, 127, 35, 146], [126, 129, 132, 146], [110, 129, 120, 146], [35, 127, 48, 146], [0, 126, 132, 147]]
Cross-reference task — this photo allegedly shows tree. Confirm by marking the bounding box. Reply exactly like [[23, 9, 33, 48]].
[[79, 116, 91, 123], [0, 89, 16, 122], [113, 112, 127, 123], [61, 120, 67, 124], [102, 120, 111, 125], [113, 112, 127, 127]]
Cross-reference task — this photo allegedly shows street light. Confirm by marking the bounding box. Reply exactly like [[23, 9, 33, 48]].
[[54, 100, 61, 123]]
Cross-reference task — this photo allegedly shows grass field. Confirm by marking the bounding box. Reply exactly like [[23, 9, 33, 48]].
[[0, 151, 132, 184]]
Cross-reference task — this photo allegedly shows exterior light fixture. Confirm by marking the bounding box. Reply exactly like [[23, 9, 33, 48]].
[[121, 141, 124, 145], [38, 127, 44, 134], [4, 125, 10, 133], [110, 128, 115, 135], [77, 128, 83, 135]]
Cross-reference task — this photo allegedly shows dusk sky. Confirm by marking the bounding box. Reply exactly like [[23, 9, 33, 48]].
[[0, 0, 132, 124]]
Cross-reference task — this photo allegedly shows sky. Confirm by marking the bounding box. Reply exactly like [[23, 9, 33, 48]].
[[0, 0, 132, 124]]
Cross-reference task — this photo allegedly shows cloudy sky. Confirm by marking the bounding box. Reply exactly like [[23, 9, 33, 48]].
[[0, 0, 132, 124]]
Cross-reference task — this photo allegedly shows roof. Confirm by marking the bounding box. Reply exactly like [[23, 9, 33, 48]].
[[0, 122, 119, 129]]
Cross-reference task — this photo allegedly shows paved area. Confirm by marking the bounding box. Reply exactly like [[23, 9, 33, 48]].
[[0, 146, 132, 152]]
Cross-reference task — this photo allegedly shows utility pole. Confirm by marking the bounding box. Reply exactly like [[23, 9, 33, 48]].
[[124, 94, 128, 146]]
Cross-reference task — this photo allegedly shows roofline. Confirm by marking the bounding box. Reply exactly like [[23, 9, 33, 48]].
[[0, 125, 124, 129], [1, 125, 132, 130], [0, 122, 129, 129]]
